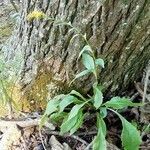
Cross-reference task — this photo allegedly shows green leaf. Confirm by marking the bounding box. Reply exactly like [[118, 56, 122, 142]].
[[78, 45, 93, 60], [70, 90, 86, 101], [103, 97, 143, 109], [70, 69, 90, 85], [50, 112, 67, 123], [45, 95, 64, 115], [82, 53, 95, 71], [50, 112, 67, 120], [97, 114, 107, 136], [93, 85, 103, 109], [70, 109, 84, 134], [60, 106, 86, 135], [75, 70, 90, 79], [121, 118, 142, 150], [60, 115, 78, 135], [93, 115, 107, 150], [119, 115, 142, 150], [68, 103, 85, 120], [45, 100, 59, 115], [100, 107, 107, 118], [109, 109, 142, 150], [95, 58, 105, 68], [59, 95, 76, 112]]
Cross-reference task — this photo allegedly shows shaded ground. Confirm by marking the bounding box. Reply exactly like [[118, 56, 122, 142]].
[[0, 85, 149, 150]]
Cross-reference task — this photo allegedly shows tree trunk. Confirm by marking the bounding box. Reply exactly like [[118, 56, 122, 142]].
[[9, 0, 150, 109]]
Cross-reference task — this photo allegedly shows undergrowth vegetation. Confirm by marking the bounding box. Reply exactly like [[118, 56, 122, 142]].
[[39, 18, 143, 150], [0, 6, 146, 149], [0, 46, 23, 115]]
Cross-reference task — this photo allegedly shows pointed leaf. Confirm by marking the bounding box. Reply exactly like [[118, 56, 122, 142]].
[[104, 97, 143, 109], [93, 86, 103, 109], [59, 95, 76, 112], [95, 58, 105, 68], [60, 115, 78, 135], [70, 109, 84, 134], [45, 94, 65, 115], [50, 112, 67, 123], [93, 115, 107, 150], [70, 90, 86, 101], [82, 53, 95, 71], [45, 100, 59, 115], [75, 69, 90, 78], [119, 114, 141, 150], [100, 107, 107, 118], [78, 45, 93, 60], [97, 114, 107, 136], [68, 103, 85, 120], [121, 118, 141, 150], [70, 69, 90, 85], [109, 109, 142, 150], [75, 70, 90, 79]]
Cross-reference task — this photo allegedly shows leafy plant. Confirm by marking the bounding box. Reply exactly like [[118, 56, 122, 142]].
[[39, 20, 143, 150]]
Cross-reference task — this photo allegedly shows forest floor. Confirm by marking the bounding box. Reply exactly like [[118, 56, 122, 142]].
[[0, 2, 149, 150], [0, 85, 149, 150]]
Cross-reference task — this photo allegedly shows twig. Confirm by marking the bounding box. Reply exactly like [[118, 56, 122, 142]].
[[85, 141, 120, 150], [130, 92, 139, 101], [45, 130, 89, 145], [10, 0, 19, 12], [142, 67, 150, 103], [71, 135, 88, 145], [134, 82, 150, 101], [39, 129, 47, 150], [84, 142, 93, 150], [75, 131, 97, 136]]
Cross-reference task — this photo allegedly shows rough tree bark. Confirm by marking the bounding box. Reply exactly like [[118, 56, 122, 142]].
[[9, 0, 150, 109]]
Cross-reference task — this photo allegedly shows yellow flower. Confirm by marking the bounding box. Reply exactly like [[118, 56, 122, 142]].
[[27, 10, 46, 21]]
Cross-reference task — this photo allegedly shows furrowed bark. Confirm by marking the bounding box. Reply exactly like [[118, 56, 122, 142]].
[[8, 0, 150, 109]]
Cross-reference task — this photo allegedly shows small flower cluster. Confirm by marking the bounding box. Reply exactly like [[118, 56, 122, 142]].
[[27, 10, 46, 21]]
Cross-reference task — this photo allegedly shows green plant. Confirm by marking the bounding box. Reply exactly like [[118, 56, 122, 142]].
[[40, 45, 143, 150], [37, 17, 143, 150]]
